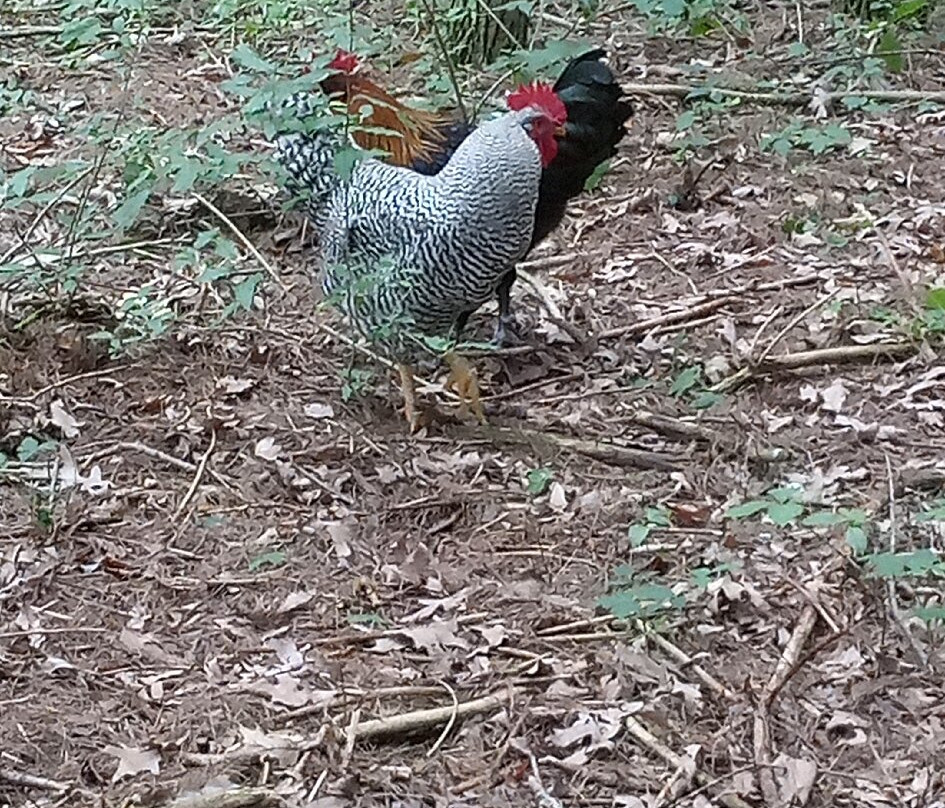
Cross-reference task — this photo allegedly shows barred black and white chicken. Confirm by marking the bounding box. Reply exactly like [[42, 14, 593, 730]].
[[275, 83, 567, 430]]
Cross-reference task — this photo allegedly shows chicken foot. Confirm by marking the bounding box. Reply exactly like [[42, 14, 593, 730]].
[[397, 363, 422, 432], [444, 352, 486, 425]]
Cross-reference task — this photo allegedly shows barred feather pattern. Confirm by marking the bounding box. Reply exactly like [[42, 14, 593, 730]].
[[276, 107, 543, 359]]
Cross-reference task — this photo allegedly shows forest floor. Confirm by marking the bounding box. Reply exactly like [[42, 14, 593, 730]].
[[2, 3, 945, 807]]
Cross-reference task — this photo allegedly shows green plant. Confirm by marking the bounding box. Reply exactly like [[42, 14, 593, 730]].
[[628, 505, 671, 547], [598, 564, 686, 619], [761, 120, 853, 156], [525, 467, 553, 496]]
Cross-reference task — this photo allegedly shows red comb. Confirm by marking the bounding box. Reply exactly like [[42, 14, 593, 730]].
[[506, 82, 567, 125], [329, 49, 360, 74]]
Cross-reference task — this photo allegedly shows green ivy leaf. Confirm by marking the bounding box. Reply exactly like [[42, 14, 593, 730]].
[[802, 511, 847, 527], [598, 590, 641, 618], [926, 288, 945, 311], [112, 186, 150, 230], [670, 366, 701, 397], [583, 160, 611, 192], [675, 110, 697, 131], [914, 605, 945, 624], [249, 550, 286, 571], [866, 549, 940, 578], [233, 273, 261, 310], [768, 486, 803, 504], [877, 28, 904, 73], [767, 501, 804, 527], [644, 506, 671, 527], [845, 525, 868, 555], [628, 523, 650, 547], [726, 500, 769, 519], [526, 467, 553, 496]]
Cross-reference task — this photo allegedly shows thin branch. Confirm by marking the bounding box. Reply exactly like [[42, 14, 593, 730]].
[[0, 767, 69, 792], [416, 0, 468, 121], [192, 192, 289, 292], [173, 429, 217, 521], [349, 690, 510, 740], [621, 81, 945, 106], [457, 424, 682, 471], [752, 604, 818, 805]]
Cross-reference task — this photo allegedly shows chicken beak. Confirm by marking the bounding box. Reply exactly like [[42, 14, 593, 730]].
[[554, 124, 567, 138]]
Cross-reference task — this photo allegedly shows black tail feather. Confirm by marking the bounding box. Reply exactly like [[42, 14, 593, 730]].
[[531, 50, 632, 246]]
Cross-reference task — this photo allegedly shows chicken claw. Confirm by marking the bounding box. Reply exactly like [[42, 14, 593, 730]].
[[444, 352, 486, 425], [397, 363, 422, 432]]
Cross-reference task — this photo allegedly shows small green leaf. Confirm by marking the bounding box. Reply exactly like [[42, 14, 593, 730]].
[[877, 28, 903, 73], [675, 110, 697, 131], [767, 501, 804, 527], [17, 436, 43, 462], [659, 0, 686, 17], [893, 0, 928, 21], [670, 366, 701, 397], [768, 486, 803, 504], [583, 160, 611, 192], [628, 523, 650, 547], [644, 506, 671, 527], [112, 187, 150, 230], [233, 273, 261, 310], [802, 511, 846, 527], [347, 611, 387, 627], [726, 500, 769, 519], [915, 501, 945, 522], [842, 95, 868, 109], [249, 550, 286, 571], [845, 525, 868, 555], [526, 467, 553, 496], [926, 287, 945, 311], [230, 44, 277, 74], [691, 391, 724, 410], [787, 41, 809, 57], [598, 590, 640, 618], [866, 549, 940, 578], [914, 605, 945, 624]]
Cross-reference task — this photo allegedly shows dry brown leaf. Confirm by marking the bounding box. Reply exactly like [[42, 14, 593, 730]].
[[49, 399, 81, 438], [104, 744, 160, 782], [246, 673, 311, 707], [254, 437, 281, 461], [277, 590, 315, 614], [775, 754, 817, 805]]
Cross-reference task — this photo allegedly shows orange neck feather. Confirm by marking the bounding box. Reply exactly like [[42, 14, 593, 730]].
[[323, 74, 453, 167]]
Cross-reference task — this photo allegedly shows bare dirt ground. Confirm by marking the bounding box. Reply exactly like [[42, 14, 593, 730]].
[[2, 4, 945, 808]]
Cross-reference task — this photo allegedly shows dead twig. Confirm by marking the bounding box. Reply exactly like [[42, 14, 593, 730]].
[[754, 289, 840, 366], [649, 634, 736, 700], [625, 716, 752, 808], [173, 429, 217, 521], [518, 268, 589, 345], [752, 603, 818, 806], [161, 787, 282, 808], [353, 690, 509, 740], [463, 425, 682, 471], [713, 341, 917, 393], [426, 680, 460, 757], [192, 192, 289, 292], [0, 767, 69, 793], [621, 81, 945, 106], [527, 753, 565, 808], [601, 295, 738, 340]]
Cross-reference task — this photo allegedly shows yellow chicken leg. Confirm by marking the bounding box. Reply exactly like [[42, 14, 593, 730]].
[[397, 363, 422, 432], [444, 352, 486, 425]]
